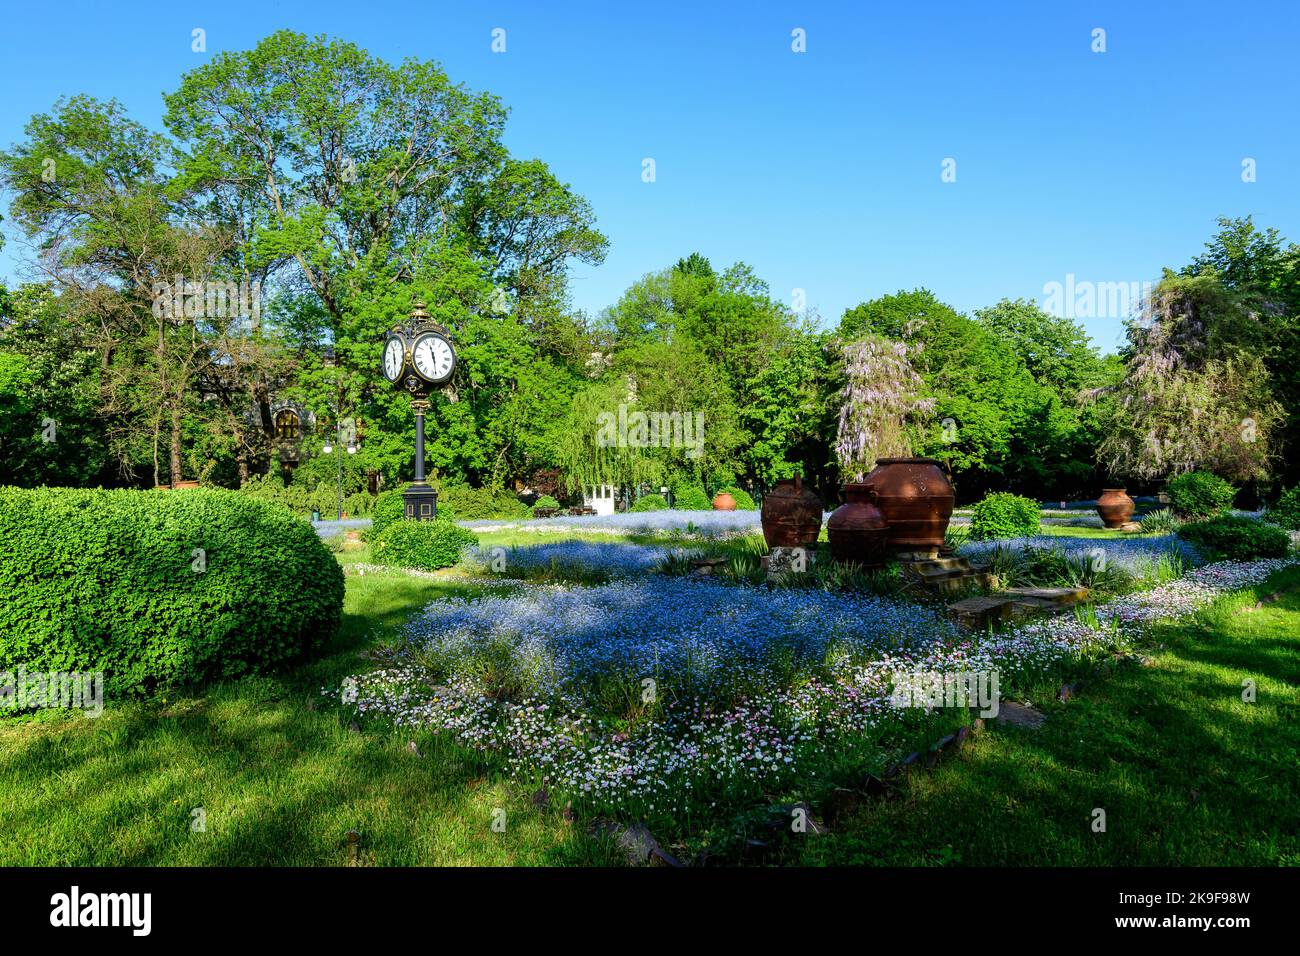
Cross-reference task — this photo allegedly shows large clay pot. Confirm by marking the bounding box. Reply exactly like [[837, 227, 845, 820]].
[[760, 477, 822, 548], [827, 484, 890, 567], [863, 457, 954, 554], [712, 492, 737, 511], [1097, 488, 1135, 528]]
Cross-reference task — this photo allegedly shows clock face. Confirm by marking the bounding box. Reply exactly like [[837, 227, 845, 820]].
[[412, 333, 455, 383], [382, 337, 405, 382]]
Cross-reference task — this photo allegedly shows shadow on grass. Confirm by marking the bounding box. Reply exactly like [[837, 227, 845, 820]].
[[793, 567, 1300, 866]]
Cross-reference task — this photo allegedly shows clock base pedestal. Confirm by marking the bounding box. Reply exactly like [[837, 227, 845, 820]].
[[402, 483, 439, 522]]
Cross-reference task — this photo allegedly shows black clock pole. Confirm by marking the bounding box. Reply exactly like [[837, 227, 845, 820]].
[[413, 400, 427, 483], [403, 398, 438, 521]]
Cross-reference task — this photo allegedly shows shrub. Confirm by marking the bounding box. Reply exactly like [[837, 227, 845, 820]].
[[531, 494, 561, 514], [1178, 515, 1290, 561], [717, 486, 757, 510], [343, 491, 375, 517], [368, 485, 409, 539], [1267, 486, 1300, 530], [0, 487, 344, 697], [672, 484, 712, 510], [630, 493, 669, 512], [1138, 508, 1180, 535], [1166, 471, 1236, 519], [437, 484, 531, 521], [969, 492, 1041, 540], [372, 519, 479, 571]]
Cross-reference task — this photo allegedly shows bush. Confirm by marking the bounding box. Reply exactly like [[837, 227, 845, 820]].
[[1138, 508, 1180, 535], [368, 485, 409, 539], [1166, 471, 1236, 519], [437, 484, 531, 521], [0, 487, 344, 697], [718, 486, 757, 510], [630, 493, 669, 513], [343, 491, 376, 517], [531, 494, 561, 514], [672, 484, 712, 510], [969, 492, 1041, 540], [1267, 486, 1300, 530], [1178, 515, 1290, 561], [372, 518, 479, 571], [238, 473, 311, 515]]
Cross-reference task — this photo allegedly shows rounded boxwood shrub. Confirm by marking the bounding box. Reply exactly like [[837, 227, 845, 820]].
[[672, 484, 711, 510], [718, 486, 757, 510], [1166, 471, 1236, 519], [371, 518, 479, 571], [368, 485, 410, 539], [1267, 486, 1300, 530], [969, 492, 1042, 540], [0, 487, 344, 696], [1178, 515, 1290, 561], [531, 494, 561, 514], [630, 493, 668, 513], [437, 484, 531, 520]]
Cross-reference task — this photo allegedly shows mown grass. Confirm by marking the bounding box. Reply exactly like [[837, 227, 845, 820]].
[[0, 567, 621, 866], [788, 565, 1300, 866]]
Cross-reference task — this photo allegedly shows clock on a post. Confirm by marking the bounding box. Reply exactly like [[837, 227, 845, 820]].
[[382, 301, 458, 520]]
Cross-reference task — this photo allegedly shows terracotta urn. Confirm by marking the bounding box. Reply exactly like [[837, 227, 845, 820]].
[[712, 491, 737, 511], [1096, 488, 1135, 528], [862, 457, 955, 554], [827, 484, 890, 567], [760, 477, 823, 548]]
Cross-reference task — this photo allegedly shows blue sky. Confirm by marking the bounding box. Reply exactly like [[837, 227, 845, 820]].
[[1, 0, 1296, 352]]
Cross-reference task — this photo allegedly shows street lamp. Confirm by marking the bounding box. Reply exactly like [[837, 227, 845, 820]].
[[321, 413, 357, 521]]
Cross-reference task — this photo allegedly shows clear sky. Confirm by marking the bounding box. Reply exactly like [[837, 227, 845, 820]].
[[1, 0, 1297, 352]]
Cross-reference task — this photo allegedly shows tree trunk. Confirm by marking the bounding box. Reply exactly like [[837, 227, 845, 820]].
[[170, 403, 183, 485]]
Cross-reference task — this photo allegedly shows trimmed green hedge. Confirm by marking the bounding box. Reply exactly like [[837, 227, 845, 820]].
[[1178, 515, 1290, 561], [970, 492, 1041, 540], [630, 493, 668, 512], [436, 484, 530, 521], [368, 485, 409, 539], [1167, 471, 1236, 519], [371, 519, 479, 571], [0, 487, 344, 696], [672, 484, 711, 510]]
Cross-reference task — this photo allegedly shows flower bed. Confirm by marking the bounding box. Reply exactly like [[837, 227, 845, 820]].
[[958, 533, 1200, 574], [460, 510, 766, 538], [464, 540, 696, 580], [331, 553, 1294, 827]]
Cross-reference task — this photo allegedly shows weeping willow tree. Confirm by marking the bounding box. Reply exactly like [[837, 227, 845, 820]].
[[1093, 274, 1282, 482], [553, 376, 671, 494], [833, 335, 933, 482]]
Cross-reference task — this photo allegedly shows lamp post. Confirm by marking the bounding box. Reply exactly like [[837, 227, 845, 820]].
[[321, 409, 357, 521]]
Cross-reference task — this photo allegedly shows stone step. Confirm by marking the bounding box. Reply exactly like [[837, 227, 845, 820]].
[[947, 596, 1015, 629], [927, 571, 995, 596], [947, 586, 1090, 629], [1002, 586, 1090, 608], [903, 556, 973, 573]]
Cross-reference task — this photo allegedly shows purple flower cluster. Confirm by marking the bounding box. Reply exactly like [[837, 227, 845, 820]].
[[460, 510, 763, 538], [464, 540, 693, 578], [958, 533, 1201, 573]]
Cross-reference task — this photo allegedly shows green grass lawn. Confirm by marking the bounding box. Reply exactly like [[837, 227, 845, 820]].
[[0, 566, 621, 866], [2, 542, 1295, 866], [792, 566, 1300, 866]]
